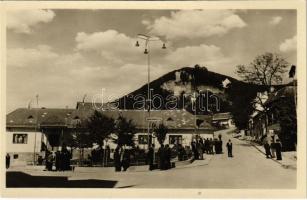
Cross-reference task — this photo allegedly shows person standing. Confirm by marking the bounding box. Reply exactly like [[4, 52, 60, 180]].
[[122, 148, 130, 171], [264, 140, 272, 158], [158, 144, 165, 170], [209, 138, 214, 154], [270, 135, 276, 158], [165, 144, 171, 169], [275, 139, 282, 160], [55, 151, 61, 171], [226, 139, 233, 157], [6, 153, 10, 169], [114, 146, 121, 172], [204, 138, 209, 154], [148, 144, 155, 171], [219, 138, 223, 154], [191, 141, 198, 160], [47, 152, 54, 171], [198, 138, 204, 160]]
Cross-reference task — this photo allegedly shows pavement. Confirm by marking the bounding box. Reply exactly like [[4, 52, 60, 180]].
[[6, 128, 296, 188], [247, 140, 297, 170]]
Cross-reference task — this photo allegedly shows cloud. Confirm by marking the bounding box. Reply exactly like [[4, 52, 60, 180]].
[[75, 30, 148, 65], [7, 45, 59, 67], [165, 44, 236, 76], [7, 9, 55, 34], [269, 16, 282, 25], [279, 35, 296, 52], [145, 10, 246, 40], [6, 43, 167, 111], [75, 30, 169, 65]]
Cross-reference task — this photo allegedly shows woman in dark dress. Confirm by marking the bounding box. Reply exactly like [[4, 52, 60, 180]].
[[275, 139, 282, 160]]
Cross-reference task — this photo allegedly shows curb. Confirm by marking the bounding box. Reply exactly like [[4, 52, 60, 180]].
[[248, 141, 297, 170]]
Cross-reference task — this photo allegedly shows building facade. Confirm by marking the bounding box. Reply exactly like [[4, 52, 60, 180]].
[[6, 102, 217, 165]]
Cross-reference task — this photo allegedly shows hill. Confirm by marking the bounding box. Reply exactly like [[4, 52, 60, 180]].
[[113, 65, 284, 129]]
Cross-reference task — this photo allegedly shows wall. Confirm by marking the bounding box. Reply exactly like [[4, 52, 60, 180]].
[[6, 131, 43, 165]]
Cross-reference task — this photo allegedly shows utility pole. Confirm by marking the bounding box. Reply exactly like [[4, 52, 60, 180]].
[[135, 34, 166, 149]]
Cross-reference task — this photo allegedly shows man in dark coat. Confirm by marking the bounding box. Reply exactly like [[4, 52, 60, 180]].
[[114, 146, 122, 172], [214, 139, 219, 154], [55, 151, 61, 171], [148, 144, 155, 171], [275, 139, 282, 160], [122, 148, 130, 171], [264, 141, 272, 158], [226, 139, 233, 157], [209, 138, 214, 154], [198, 138, 204, 160], [6, 153, 10, 169], [191, 141, 198, 160], [204, 138, 209, 154], [164, 144, 172, 169], [158, 144, 165, 170]]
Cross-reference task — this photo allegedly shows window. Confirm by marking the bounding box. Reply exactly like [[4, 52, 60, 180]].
[[167, 117, 173, 121], [138, 135, 152, 145], [13, 134, 28, 144], [169, 135, 182, 145]]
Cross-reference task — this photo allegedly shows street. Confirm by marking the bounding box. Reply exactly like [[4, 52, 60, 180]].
[[6, 129, 296, 189]]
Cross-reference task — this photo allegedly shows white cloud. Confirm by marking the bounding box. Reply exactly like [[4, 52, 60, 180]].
[[75, 30, 169, 65], [269, 16, 282, 25], [165, 44, 236, 76], [75, 30, 147, 65], [141, 20, 151, 26], [6, 44, 167, 110], [7, 45, 59, 67], [7, 9, 55, 34], [145, 10, 246, 40], [279, 35, 297, 52]]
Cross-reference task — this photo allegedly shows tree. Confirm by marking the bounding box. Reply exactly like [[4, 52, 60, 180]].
[[236, 52, 289, 89], [154, 123, 168, 146], [63, 119, 93, 166], [271, 96, 297, 151], [113, 116, 137, 147], [87, 110, 115, 149], [232, 53, 289, 130]]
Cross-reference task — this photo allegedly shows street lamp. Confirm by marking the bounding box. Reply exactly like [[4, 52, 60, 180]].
[[135, 34, 167, 149]]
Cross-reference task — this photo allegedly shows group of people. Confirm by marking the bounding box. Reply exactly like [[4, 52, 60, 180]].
[[45, 147, 72, 171], [114, 145, 131, 172], [264, 139, 283, 160], [191, 135, 224, 160], [147, 144, 172, 171]]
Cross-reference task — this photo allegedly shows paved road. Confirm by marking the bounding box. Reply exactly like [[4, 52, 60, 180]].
[[7, 129, 296, 188]]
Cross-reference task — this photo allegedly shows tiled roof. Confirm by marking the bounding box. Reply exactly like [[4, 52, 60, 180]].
[[7, 105, 215, 131], [212, 112, 232, 121], [73, 109, 215, 130], [6, 108, 75, 127]]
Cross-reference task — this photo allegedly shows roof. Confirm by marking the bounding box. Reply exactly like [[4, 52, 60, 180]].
[[73, 109, 215, 130], [76, 101, 113, 110], [7, 108, 75, 128], [7, 103, 215, 131], [212, 112, 232, 121]]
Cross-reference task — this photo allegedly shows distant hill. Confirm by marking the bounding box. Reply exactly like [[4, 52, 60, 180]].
[[114, 65, 285, 128]]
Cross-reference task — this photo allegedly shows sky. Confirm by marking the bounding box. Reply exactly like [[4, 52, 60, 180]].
[[6, 9, 297, 112]]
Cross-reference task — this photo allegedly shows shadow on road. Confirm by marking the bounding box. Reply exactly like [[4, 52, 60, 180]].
[[6, 172, 117, 188]]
